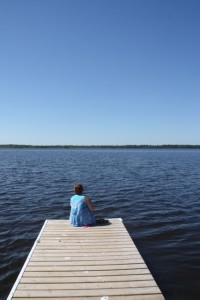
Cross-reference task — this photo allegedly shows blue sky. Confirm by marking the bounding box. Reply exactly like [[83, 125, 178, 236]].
[[0, 0, 200, 145]]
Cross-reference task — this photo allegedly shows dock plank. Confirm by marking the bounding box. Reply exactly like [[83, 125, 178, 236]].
[[7, 219, 165, 299], [22, 268, 151, 277], [21, 274, 154, 283], [13, 286, 162, 297], [13, 296, 163, 300]]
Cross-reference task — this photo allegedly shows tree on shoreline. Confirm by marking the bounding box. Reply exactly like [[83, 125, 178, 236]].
[[0, 144, 200, 149]]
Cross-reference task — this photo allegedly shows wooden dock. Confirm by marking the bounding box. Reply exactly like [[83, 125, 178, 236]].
[[8, 218, 164, 300]]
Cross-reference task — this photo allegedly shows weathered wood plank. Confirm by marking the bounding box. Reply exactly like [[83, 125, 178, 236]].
[[18, 280, 157, 290], [39, 237, 132, 242], [30, 256, 144, 263], [21, 274, 154, 283], [13, 296, 164, 300], [35, 244, 136, 250], [38, 240, 132, 245], [22, 268, 151, 277], [26, 263, 148, 271], [42, 229, 126, 233], [28, 259, 144, 266], [41, 229, 127, 233], [34, 249, 137, 255], [14, 286, 162, 297]]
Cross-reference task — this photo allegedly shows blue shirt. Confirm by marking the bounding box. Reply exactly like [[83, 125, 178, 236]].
[[69, 195, 96, 227]]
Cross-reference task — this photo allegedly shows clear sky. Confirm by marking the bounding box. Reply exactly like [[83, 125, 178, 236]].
[[0, 0, 200, 145]]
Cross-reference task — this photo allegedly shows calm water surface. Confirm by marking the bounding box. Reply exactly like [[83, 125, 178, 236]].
[[0, 149, 200, 300]]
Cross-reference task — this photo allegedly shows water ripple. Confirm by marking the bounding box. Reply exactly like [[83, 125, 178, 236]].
[[1, 149, 200, 299]]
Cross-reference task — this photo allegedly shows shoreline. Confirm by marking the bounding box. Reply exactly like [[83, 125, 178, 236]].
[[1, 144, 200, 149]]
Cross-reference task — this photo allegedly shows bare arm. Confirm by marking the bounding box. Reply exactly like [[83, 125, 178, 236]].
[[85, 196, 94, 213]]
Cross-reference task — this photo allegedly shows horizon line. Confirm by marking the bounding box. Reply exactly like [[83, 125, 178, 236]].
[[1, 144, 200, 148]]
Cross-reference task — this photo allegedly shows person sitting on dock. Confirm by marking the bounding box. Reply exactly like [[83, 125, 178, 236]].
[[69, 183, 96, 227]]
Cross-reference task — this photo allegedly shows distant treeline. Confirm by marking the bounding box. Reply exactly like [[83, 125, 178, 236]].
[[1, 144, 200, 149]]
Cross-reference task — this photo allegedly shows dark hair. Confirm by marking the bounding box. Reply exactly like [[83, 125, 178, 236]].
[[74, 183, 84, 195]]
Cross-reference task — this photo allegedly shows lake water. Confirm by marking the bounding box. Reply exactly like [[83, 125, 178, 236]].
[[0, 149, 200, 300]]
